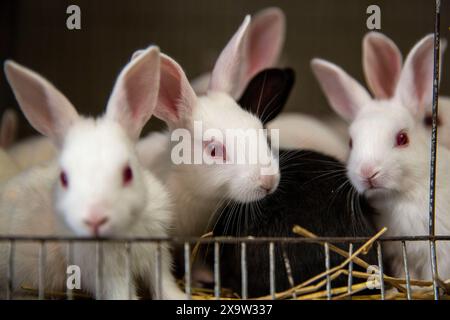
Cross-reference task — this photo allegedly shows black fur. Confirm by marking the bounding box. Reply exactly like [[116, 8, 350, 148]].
[[212, 149, 378, 297], [238, 68, 295, 124]]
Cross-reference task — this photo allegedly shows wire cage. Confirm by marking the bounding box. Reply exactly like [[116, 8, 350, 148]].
[[0, 1, 448, 301]]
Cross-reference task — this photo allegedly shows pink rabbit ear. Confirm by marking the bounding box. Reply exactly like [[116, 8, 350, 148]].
[[192, 8, 285, 97], [208, 15, 251, 98], [153, 53, 197, 128], [311, 58, 372, 121], [363, 32, 403, 99], [106, 46, 161, 140], [395, 34, 435, 119], [4, 61, 79, 147], [245, 7, 286, 82]]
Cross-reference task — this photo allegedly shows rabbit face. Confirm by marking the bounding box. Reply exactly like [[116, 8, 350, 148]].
[[55, 119, 146, 237], [346, 101, 427, 197]]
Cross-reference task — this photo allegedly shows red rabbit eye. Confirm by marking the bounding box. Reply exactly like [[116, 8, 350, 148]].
[[123, 165, 133, 186], [396, 131, 409, 147], [204, 140, 226, 160], [60, 171, 68, 188]]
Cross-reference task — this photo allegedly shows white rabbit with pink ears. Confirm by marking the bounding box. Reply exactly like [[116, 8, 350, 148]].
[[363, 31, 450, 149], [0, 46, 185, 300], [136, 15, 283, 239], [312, 34, 450, 282]]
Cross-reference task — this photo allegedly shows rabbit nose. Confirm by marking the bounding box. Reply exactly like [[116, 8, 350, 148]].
[[360, 165, 380, 187], [360, 165, 379, 178], [84, 214, 109, 236], [260, 174, 278, 193]]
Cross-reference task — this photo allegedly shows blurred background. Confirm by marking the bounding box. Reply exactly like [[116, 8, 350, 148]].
[[0, 0, 448, 139]]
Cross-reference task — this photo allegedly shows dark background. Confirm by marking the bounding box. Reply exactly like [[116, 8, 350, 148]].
[[0, 0, 449, 139]]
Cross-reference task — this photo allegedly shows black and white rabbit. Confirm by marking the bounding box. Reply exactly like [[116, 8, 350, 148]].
[[212, 68, 378, 298]]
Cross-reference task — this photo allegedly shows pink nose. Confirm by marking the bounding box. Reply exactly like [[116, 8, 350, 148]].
[[260, 174, 278, 193], [360, 165, 380, 187], [84, 215, 109, 236]]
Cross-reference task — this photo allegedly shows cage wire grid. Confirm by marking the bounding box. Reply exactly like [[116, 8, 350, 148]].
[[0, 0, 446, 301]]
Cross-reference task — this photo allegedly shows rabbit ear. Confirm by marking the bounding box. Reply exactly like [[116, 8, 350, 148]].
[[238, 68, 294, 125], [154, 53, 197, 128], [0, 109, 18, 148], [363, 32, 403, 99], [245, 7, 285, 82], [192, 8, 285, 97], [106, 46, 160, 140], [394, 34, 434, 119], [208, 15, 251, 98], [4, 61, 79, 147], [311, 58, 371, 121]]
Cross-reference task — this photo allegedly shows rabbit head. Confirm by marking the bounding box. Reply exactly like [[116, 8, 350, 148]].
[[4, 46, 161, 237], [136, 16, 288, 203], [363, 31, 450, 147], [312, 35, 435, 196]]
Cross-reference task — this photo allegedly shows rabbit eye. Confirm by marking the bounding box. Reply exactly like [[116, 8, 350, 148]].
[[123, 165, 133, 186], [396, 131, 409, 147], [204, 140, 226, 160], [60, 171, 68, 189], [349, 138, 353, 149], [424, 114, 441, 127]]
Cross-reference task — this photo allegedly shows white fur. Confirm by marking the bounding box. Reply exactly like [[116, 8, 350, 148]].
[[0, 47, 185, 299], [267, 113, 348, 162], [0, 149, 19, 184], [313, 34, 450, 281], [7, 136, 56, 170]]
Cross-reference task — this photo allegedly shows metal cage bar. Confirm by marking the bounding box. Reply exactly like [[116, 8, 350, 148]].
[[401, 241, 412, 300], [347, 243, 354, 296], [428, 0, 442, 301], [66, 241, 74, 300], [241, 242, 248, 299], [6, 240, 15, 300], [269, 242, 275, 300], [38, 241, 46, 300], [95, 242, 103, 300], [376, 242, 385, 300], [282, 246, 297, 299], [214, 241, 221, 299], [154, 242, 163, 300], [324, 243, 331, 300], [124, 241, 132, 300], [184, 242, 191, 299]]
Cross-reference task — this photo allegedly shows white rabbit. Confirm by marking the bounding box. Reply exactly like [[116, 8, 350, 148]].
[[0, 46, 185, 300], [363, 31, 450, 149], [0, 110, 20, 183], [311, 34, 450, 282], [137, 16, 281, 238]]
